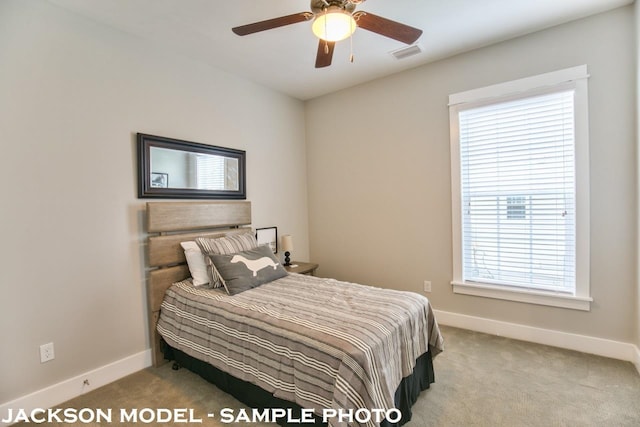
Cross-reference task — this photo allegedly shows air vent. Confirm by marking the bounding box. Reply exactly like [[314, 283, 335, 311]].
[[390, 44, 423, 60]]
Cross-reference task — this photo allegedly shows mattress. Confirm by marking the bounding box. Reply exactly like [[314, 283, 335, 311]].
[[157, 273, 444, 427]]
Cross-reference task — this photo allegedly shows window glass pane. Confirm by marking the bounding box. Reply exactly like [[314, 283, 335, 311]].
[[458, 90, 576, 293]]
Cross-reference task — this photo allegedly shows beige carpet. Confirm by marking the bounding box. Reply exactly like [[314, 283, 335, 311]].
[[16, 326, 640, 426]]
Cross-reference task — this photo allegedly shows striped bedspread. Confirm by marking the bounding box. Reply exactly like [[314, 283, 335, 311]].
[[157, 273, 444, 427]]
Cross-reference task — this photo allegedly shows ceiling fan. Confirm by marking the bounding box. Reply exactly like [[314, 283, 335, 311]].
[[232, 0, 423, 68]]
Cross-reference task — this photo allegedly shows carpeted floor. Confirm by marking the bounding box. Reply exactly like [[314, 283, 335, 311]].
[[16, 326, 640, 426], [408, 327, 640, 426]]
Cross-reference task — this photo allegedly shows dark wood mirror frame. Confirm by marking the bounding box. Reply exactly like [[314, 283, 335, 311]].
[[137, 133, 246, 199]]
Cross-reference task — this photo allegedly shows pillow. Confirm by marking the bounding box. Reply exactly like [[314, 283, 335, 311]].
[[196, 233, 259, 288], [180, 241, 209, 287], [180, 241, 200, 251], [196, 233, 258, 254], [209, 245, 288, 295]]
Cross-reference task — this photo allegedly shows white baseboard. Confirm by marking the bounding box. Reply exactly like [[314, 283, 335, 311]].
[[0, 349, 152, 427], [434, 309, 640, 375]]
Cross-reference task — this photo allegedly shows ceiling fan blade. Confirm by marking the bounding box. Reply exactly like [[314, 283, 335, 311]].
[[355, 12, 423, 45], [315, 40, 335, 68], [232, 12, 312, 36]]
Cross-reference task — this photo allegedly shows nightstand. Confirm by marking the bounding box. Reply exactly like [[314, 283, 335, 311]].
[[284, 261, 319, 276]]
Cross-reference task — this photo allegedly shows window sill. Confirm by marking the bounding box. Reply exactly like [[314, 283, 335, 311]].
[[451, 281, 592, 311]]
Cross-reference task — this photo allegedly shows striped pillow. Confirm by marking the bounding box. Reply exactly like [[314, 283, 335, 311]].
[[197, 233, 257, 254], [196, 233, 258, 288]]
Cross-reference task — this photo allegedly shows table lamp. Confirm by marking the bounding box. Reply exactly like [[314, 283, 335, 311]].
[[281, 235, 293, 266]]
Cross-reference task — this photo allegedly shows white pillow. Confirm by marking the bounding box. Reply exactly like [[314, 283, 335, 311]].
[[180, 241, 200, 251], [180, 241, 209, 287]]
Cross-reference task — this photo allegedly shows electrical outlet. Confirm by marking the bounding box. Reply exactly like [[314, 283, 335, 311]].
[[40, 342, 55, 363], [423, 280, 432, 293]]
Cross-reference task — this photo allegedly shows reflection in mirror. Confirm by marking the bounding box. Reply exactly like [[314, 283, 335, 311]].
[[149, 147, 239, 191], [138, 133, 246, 199]]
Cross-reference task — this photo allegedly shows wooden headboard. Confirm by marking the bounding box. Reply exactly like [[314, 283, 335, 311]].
[[146, 201, 252, 366]]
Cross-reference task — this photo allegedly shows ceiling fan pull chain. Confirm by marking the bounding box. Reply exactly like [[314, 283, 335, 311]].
[[324, 8, 328, 44], [349, 31, 354, 63], [323, 6, 329, 56]]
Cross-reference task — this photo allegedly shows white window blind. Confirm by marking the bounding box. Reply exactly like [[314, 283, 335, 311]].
[[458, 90, 576, 293], [196, 154, 226, 190]]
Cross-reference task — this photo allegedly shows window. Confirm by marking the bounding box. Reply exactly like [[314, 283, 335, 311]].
[[449, 66, 591, 310], [505, 196, 526, 220], [196, 154, 226, 190]]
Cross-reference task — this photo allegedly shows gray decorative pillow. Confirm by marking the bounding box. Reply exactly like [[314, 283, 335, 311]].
[[196, 233, 258, 288], [209, 245, 288, 295]]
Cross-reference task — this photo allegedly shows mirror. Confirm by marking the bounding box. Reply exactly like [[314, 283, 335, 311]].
[[137, 133, 246, 199]]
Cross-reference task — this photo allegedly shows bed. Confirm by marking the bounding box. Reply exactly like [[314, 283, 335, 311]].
[[146, 201, 444, 427]]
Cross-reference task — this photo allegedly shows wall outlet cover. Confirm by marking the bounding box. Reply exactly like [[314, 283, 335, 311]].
[[40, 342, 55, 363]]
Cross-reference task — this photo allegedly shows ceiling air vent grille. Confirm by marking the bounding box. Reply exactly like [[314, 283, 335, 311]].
[[390, 44, 423, 60]]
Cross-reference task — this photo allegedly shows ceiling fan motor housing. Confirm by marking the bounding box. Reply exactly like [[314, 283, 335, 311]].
[[311, 0, 361, 15]]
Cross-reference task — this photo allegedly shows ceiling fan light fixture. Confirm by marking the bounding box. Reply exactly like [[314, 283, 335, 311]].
[[312, 7, 356, 42]]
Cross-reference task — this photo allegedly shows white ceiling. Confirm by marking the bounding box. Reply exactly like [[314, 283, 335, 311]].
[[48, 0, 632, 100]]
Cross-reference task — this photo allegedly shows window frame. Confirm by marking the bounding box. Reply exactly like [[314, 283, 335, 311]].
[[449, 65, 592, 311]]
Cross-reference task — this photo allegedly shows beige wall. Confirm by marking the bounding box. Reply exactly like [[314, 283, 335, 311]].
[[306, 6, 636, 343], [0, 0, 308, 403]]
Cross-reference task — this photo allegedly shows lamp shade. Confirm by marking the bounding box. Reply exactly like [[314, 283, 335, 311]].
[[281, 235, 294, 252], [312, 7, 356, 42]]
